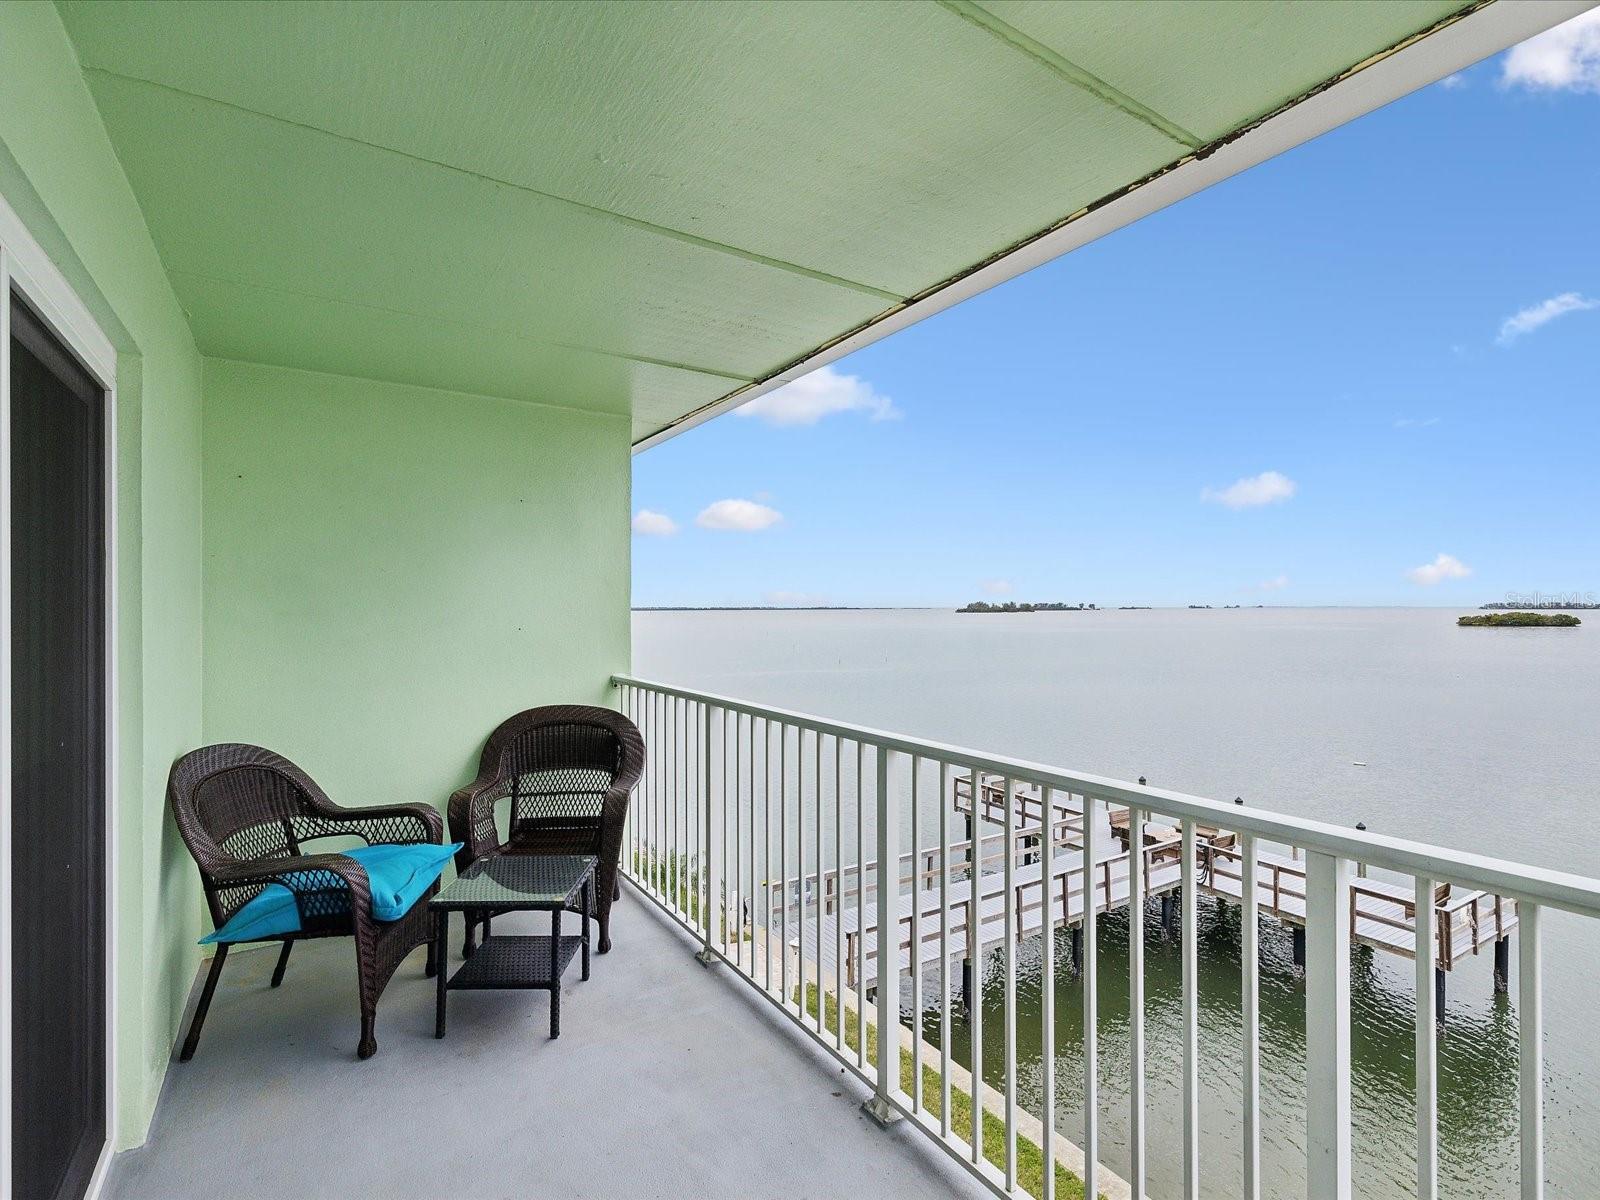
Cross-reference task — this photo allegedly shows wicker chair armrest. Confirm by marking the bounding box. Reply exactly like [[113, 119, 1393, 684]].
[[208, 852, 364, 888], [296, 789, 443, 844], [598, 781, 633, 866], [450, 767, 508, 807], [448, 775, 511, 870], [611, 743, 645, 798], [207, 853, 377, 931]]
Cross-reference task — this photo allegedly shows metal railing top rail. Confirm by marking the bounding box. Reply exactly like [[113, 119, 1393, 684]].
[[613, 674, 1600, 919]]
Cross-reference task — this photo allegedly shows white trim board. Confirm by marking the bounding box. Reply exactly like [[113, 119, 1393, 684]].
[[633, 0, 1595, 452], [0, 183, 121, 1200]]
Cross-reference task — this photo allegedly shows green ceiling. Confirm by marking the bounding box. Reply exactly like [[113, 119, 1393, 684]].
[[57, 0, 1470, 444]]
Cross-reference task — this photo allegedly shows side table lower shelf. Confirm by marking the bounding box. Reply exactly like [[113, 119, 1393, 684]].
[[450, 934, 583, 989], [435, 930, 588, 1040], [429, 854, 596, 1043]]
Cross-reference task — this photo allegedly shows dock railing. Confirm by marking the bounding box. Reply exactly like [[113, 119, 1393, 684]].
[[612, 674, 1600, 1200]]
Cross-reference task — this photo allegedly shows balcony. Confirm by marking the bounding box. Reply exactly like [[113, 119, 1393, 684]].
[[608, 677, 1600, 1200], [4, 4, 1594, 1200], [80, 675, 1600, 1200], [107, 879, 988, 1200]]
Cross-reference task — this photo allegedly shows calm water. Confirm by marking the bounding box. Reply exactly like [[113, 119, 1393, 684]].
[[633, 607, 1600, 1198]]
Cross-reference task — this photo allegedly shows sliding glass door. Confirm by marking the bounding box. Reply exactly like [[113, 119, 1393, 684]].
[[8, 291, 107, 1200]]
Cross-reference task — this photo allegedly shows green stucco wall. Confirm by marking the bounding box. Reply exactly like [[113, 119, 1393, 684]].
[[201, 358, 630, 816], [0, 2, 205, 1148], [3, 6, 630, 1153]]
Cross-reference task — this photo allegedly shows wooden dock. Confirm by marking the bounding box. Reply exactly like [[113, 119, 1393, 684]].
[[812, 840, 1182, 991], [759, 771, 1518, 1000], [1201, 839, 1517, 968]]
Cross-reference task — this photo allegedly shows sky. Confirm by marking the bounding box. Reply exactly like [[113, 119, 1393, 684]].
[[631, 12, 1600, 610]]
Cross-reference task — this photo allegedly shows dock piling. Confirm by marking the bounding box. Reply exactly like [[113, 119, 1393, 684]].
[[1494, 937, 1510, 994]]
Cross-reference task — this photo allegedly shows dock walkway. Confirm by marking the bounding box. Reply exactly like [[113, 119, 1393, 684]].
[[765, 773, 1517, 997]]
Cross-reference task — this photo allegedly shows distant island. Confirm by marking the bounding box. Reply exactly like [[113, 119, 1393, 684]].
[[1458, 612, 1581, 627], [632, 605, 902, 612], [1481, 600, 1598, 610], [958, 601, 1096, 613]]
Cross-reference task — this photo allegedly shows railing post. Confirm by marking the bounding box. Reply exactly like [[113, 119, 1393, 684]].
[[695, 703, 718, 966], [1003, 775, 1018, 1188], [863, 745, 902, 1126], [1127, 807, 1146, 1198], [1082, 793, 1098, 1200], [1520, 903, 1543, 1200], [909, 756, 923, 1116], [1415, 875, 1437, 1200], [1040, 786, 1056, 1200], [1306, 851, 1352, 1200], [967, 768, 984, 1167], [1242, 832, 1260, 1200], [1181, 818, 1199, 1199]]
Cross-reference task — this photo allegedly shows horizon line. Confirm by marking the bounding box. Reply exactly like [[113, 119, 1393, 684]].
[[630, 602, 1553, 612]]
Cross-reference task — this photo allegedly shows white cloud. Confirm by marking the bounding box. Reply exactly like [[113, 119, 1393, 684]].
[[1394, 417, 1440, 429], [696, 498, 783, 531], [1497, 292, 1599, 344], [735, 366, 900, 427], [1439, 72, 1468, 90], [1501, 9, 1600, 92], [1407, 553, 1473, 586], [631, 509, 678, 536], [980, 579, 1013, 597], [1258, 575, 1291, 592], [1201, 470, 1297, 510]]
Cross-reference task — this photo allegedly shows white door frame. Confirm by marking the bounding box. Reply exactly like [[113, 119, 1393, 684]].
[[0, 186, 121, 1200]]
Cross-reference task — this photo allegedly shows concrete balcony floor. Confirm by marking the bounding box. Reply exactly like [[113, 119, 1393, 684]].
[[108, 886, 987, 1199]]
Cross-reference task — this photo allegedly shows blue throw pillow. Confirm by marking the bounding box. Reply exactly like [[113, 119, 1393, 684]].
[[350, 842, 460, 920], [200, 842, 460, 945]]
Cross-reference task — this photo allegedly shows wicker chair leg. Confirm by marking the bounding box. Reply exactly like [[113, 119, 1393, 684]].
[[180, 945, 229, 1062], [594, 863, 618, 953], [357, 1007, 377, 1060], [613, 877, 621, 902], [424, 934, 438, 978], [462, 915, 477, 960], [270, 940, 293, 988]]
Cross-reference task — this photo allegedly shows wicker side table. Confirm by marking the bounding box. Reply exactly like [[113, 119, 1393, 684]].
[[430, 854, 596, 1039]]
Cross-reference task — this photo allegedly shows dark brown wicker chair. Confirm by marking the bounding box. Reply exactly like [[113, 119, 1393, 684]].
[[449, 705, 643, 955], [168, 743, 443, 1061]]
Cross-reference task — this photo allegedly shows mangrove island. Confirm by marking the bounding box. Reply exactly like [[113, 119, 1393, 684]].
[[959, 601, 1096, 613], [1458, 612, 1581, 627]]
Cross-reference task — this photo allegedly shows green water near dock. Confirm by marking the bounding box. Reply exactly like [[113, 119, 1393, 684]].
[[927, 894, 1526, 1199]]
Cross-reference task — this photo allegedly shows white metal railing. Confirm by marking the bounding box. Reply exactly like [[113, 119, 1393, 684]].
[[612, 674, 1600, 1200]]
